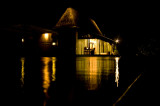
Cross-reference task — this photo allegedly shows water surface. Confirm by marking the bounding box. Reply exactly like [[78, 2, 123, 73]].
[[16, 56, 121, 106]]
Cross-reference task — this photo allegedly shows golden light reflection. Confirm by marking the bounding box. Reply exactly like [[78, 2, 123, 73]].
[[42, 57, 56, 92], [42, 57, 56, 106], [76, 57, 101, 90], [76, 57, 118, 90], [21, 57, 25, 86], [115, 57, 120, 87], [42, 57, 51, 93], [52, 57, 56, 81], [88, 57, 99, 90]]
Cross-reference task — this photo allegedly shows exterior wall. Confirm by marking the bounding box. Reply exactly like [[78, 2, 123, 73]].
[[37, 32, 58, 56], [57, 28, 77, 56]]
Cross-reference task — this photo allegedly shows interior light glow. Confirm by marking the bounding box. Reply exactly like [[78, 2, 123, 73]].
[[44, 33, 49, 40], [90, 39, 96, 44]]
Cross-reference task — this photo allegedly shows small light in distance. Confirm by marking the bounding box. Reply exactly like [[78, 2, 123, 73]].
[[115, 39, 119, 43], [52, 42, 56, 46], [22, 38, 24, 43]]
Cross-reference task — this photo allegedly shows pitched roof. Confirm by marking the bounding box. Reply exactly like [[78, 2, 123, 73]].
[[55, 7, 79, 27], [55, 7, 103, 34], [55, 7, 114, 43]]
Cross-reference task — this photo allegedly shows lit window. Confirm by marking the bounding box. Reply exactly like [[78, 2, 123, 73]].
[[44, 33, 49, 40]]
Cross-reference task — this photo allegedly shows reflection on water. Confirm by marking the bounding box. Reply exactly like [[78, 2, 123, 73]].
[[18, 56, 119, 105], [76, 57, 101, 90], [41, 57, 56, 106], [76, 57, 119, 90], [41, 57, 56, 92], [42, 57, 51, 93], [52, 57, 56, 81], [115, 57, 120, 87], [21, 57, 25, 87], [19, 57, 57, 94], [20, 57, 119, 91]]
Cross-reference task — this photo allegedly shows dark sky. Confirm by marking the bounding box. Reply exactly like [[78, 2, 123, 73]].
[[1, 0, 159, 38]]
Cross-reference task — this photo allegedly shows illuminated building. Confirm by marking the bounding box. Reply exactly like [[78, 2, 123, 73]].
[[3, 7, 119, 56], [2, 24, 58, 56], [55, 7, 119, 56]]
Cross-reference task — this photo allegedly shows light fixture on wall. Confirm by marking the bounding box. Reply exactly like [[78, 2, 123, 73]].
[[52, 42, 56, 46], [22, 38, 24, 43], [44, 33, 49, 40], [115, 39, 119, 43]]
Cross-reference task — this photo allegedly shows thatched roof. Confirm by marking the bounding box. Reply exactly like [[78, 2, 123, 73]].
[[55, 7, 114, 43], [55, 8, 102, 34], [55, 8, 79, 28]]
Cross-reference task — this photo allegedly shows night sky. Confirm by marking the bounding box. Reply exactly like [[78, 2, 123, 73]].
[[1, 1, 158, 29]]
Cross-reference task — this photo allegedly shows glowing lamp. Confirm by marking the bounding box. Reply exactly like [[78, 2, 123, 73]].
[[44, 33, 49, 40], [115, 39, 119, 43], [52, 42, 56, 46], [22, 38, 24, 42]]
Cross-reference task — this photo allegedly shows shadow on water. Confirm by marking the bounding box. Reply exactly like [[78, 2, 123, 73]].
[[17, 56, 150, 106]]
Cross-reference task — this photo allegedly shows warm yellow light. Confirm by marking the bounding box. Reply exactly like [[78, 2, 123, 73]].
[[52, 42, 56, 46], [52, 57, 56, 81], [88, 57, 99, 90], [90, 39, 96, 44], [22, 38, 24, 42], [42, 57, 51, 93], [44, 33, 49, 40], [115, 57, 119, 87], [21, 57, 25, 86], [115, 39, 119, 43]]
